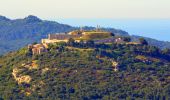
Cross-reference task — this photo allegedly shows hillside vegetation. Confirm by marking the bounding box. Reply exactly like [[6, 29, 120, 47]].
[[0, 40, 170, 99], [82, 32, 112, 40]]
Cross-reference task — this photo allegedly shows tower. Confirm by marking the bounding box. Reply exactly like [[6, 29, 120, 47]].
[[48, 34, 51, 40], [96, 25, 101, 31], [80, 26, 84, 32]]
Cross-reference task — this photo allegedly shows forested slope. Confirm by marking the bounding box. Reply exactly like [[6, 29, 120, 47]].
[[0, 41, 170, 99]]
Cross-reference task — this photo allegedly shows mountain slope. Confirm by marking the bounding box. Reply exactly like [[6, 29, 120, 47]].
[[0, 15, 170, 55], [0, 42, 170, 99], [132, 35, 170, 49], [0, 15, 129, 55]]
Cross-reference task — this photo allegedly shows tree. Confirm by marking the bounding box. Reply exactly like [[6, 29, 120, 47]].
[[86, 40, 95, 47], [33, 42, 37, 45], [26, 48, 33, 56], [148, 46, 159, 55], [80, 39, 84, 44], [162, 48, 170, 55], [123, 37, 131, 42], [110, 33, 115, 37], [79, 39, 85, 48], [58, 46, 65, 52], [139, 38, 148, 45], [68, 38, 75, 46]]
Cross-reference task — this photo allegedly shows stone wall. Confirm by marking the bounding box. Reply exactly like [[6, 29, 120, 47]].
[[48, 34, 82, 40]]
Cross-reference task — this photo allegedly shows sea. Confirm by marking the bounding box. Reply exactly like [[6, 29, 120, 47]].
[[55, 19, 170, 42]]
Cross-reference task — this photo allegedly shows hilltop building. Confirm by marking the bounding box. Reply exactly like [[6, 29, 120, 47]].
[[28, 44, 47, 55], [41, 29, 113, 44], [29, 28, 139, 55]]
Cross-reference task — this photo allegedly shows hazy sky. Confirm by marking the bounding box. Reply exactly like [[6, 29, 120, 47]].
[[0, 0, 170, 19]]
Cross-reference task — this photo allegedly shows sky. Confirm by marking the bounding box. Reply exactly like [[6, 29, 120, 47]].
[[0, 0, 170, 19], [0, 0, 170, 41]]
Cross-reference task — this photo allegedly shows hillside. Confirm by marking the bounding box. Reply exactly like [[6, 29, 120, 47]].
[[1, 15, 170, 55], [132, 35, 170, 49], [0, 15, 128, 55], [0, 41, 170, 99]]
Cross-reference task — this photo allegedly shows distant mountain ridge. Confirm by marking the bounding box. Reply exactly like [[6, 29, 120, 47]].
[[132, 35, 170, 49], [0, 15, 169, 55]]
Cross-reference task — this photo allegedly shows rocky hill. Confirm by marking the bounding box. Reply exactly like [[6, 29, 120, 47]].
[[132, 35, 170, 50], [0, 41, 170, 99], [0, 15, 128, 55], [1, 15, 170, 55]]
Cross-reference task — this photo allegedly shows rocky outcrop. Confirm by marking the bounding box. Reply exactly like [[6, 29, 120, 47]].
[[112, 61, 119, 72], [12, 68, 31, 84], [12, 61, 39, 84], [22, 60, 38, 70]]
